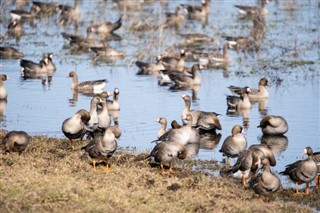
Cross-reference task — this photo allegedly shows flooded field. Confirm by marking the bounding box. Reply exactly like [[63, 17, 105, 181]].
[[0, 0, 319, 194]]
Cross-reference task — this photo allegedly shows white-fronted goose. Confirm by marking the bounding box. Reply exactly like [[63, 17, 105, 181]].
[[20, 58, 48, 76], [32, 1, 58, 15], [82, 128, 117, 172], [257, 115, 288, 135], [43, 53, 56, 72], [161, 6, 185, 29], [280, 147, 317, 194], [165, 64, 202, 89], [199, 43, 231, 68], [88, 96, 101, 127], [68, 71, 107, 93], [2, 130, 30, 154], [162, 49, 186, 71], [313, 151, 320, 188], [10, 5, 40, 20], [90, 17, 122, 35], [91, 45, 125, 63], [114, 0, 141, 10], [106, 88, 120, 111], [226, 87, 251, 110], [229, 78, 271, 100], [7, 20, 24, 40], [97, 97, 111, 129], [181, 94, 222, 131], [219, 125, 247, 163], [61, 109, 91, 149], [251, 14, 266, 41], [249, 158, 281, 202], [178, 33, 213, 45], [223, 36, 257, 52], [146, 141, 187, 175], [136, 55, 165, 76], [58, 3, 79, 26], [0, 46, 24, 59], [180, 0, 210, 22], [0, 74, 9, 100], [156, 117, 167, 139], [235, 0, 268, 19]]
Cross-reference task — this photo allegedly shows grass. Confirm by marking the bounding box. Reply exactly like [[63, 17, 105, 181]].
[[0, 130, 319, 213]]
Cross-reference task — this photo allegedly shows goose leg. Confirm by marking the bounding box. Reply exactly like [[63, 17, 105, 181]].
[[242, 175, 247, 187], [168, 162, 175, 174], [93, 160, 97, 171], [104, 159, 110, 172], [316, 175, 319, 189], [305, 183, 309, 195], [295, 182, 300, 194], [70, 139, 75, 150], [161, 164, 168, 175]]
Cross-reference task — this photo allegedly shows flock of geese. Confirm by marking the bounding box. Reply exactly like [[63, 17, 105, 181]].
[[0, 0, 319, 203]]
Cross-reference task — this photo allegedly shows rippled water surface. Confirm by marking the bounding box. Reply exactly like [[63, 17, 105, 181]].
[[0, 0, 319, 189]]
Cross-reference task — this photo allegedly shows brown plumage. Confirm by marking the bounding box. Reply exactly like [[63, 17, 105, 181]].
[[2, 130, 30, 154]]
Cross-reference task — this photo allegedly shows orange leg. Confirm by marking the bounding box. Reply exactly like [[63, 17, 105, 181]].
[[104, 159, 110, 173], [70, 139, 75, 150], [316, 175, 319, 189], [305, 183, 310, 195], [161, 164, 168, 175], [168, 162, 175, 174], [268, 196, 273, 203], [295, 182, 300, 194], [242, 175, 248, 187], [259, 195, 264, 203], [93, 160, 97, 172]]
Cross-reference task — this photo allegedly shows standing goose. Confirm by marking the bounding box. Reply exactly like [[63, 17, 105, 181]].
[[61, 109, 91, 149], [155, 117, 167, 139], [250, 158, 281, 202], [313, 151, 320, 188], [161, 6, 185, 29], [68, 71, 107, 93], [162, 49, 186, 71], [219, 125, 247, 164], [0, 74, 9, 100], [82, 128, 117, 172], [146, 141, 187, 175], [257, 115, 288, 135], [226, 87, 251, 110], [2, 130, 30, 154], [88, 96, 101, 127], [7, 20, 24, 40], [0, 46, 24, 59], [228, 78, 271, 99], [181, 94, 221, 131], [106, 88, 120, 111], [280, 147, 317, 194], [97, 97, 111, 129]]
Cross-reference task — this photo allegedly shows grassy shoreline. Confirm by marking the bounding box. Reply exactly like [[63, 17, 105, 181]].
[[0, 132, 319, 213]]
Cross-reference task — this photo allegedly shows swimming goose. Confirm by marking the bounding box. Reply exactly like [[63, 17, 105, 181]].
[[82, 128, 117, 172], [2, 130, 30, 154], [68, 71, 107, 93], [0, 46, 24, 59], [161, 6, 185, 29], [10, 5, 40, 20], [136, 55, 165, 76], [223, 36, 257, 52], [280, 147, 317, 194], [0, 75, 9, 100], [181, 94, 222, 131], [219, 125, 247, 164], [257, 115, 288, 135], [146, 141, 187, 175], [43, 53, 56, 72], [180, 0, 210, 22], [178, 33, 213, 45], [226, 87, 251, 110], [90, 17, 122, 35], [235, 0, 268, 19], [165, 64, 202, 89], [313, 151, 320, 188], [20, 58, 48, 76], [199, 43, 231, 68], [154, 114, 194, 145], [162, 49, 186, 71], [156, 117, 167, 139], [249, 158, 281, 202], [91, 45, 125, 63], [228, 78, 271, 100], [61, 109, 91, 149]]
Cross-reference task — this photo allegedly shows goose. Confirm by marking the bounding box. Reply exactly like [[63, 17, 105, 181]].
[[180, 0, 210, 22], [313, 151, 320, 188], [0, 74, 9, 100], [43, 53, 56, 72], [91, 45, 125, 63], [68, 71, 107, 93], [97, 97, 111, 129], [250, 158, 281, 202], [20, 58, 48, 77], [162, 49, 186, 71], [58, 3, 79, 26], [106, 88, 120, 111], [257, 115, 288, 135], [223, 36, 256, 52], [280, 147, 317, 194], [251, 14, 266, 41], [155, 117, 167, 139], [90, 17, 122, 35], [161, 6, 185, 29], [10, 4, 40, 20], [0, 46, 24, 59], [235, 0, 269, 19], [82, 128, 117, 172], [181, 94, 221, 131], [219, 125, 247, 164], [136, 55, 165, 76], [199, 43, 231, 68], [32, 1, 58, 14], [146, 141, 187, 175], [61, 109, 91, 149], [2, 130, 30, 154], [226, 87, 251, 110], [7, 20, 24, 40], [178, 33, 213, 45], [228, 78, 271, 100], [88, 96, 101, 127]]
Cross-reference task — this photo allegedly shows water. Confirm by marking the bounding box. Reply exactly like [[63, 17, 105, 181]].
[[0, 0, 319, 190]]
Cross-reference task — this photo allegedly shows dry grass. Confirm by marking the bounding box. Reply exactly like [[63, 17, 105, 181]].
[[0, 130, 318, 213]]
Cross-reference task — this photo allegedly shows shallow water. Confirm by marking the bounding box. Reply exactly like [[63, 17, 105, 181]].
[[0, 0, 319, 190]]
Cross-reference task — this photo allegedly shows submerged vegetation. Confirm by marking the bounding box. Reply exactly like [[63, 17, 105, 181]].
[[0, 131, 319, 212]]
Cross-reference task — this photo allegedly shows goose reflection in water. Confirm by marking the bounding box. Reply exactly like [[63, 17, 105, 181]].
[[199, 132, 222, 150], [0, 100, 7, 122], [226, 107, 252, 128], [260, 134, 288, 154], [169, 84, 201, 101]]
